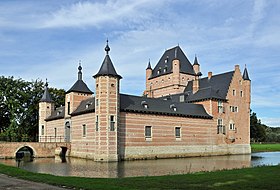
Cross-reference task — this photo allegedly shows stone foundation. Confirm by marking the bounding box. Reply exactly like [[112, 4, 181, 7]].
[[120, 144, 251, 160]]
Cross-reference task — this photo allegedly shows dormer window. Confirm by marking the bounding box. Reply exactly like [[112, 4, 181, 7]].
[[57, 111, 61, 116], [170, 104, 177, 111], [141, 101, 148, 109], [85, 101, 93, 109], [157, 67, 162, 75], [165, 56, 169, 63], [163, 65, 167, 73]]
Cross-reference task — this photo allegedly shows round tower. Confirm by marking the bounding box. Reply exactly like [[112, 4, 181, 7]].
[[38, 80, 54, 142]]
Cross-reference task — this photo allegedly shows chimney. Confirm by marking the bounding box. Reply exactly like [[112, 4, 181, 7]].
[[193, 76, 199, 93], [208, 72, 212, 80], [235, 65, 239, 71]]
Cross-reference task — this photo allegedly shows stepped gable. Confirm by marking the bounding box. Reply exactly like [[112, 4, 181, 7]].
[[149, 46, 195, 79]]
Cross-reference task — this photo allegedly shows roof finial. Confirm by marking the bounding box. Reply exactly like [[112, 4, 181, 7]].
[[45, 78, 48, 87], [146, 59, 152, 70], [78, 61, 82, 80], [105, 39, 110, 55], [175, 47, 178, 58]]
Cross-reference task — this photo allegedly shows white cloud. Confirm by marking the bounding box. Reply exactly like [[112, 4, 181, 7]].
[[40, 0, 160, 28], [260, 117, 280, 127]]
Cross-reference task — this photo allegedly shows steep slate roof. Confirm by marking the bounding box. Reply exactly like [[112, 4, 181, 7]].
[[67, 64, 93, 94], [40, 82, 53, 103], [71, 97, 95, 116], [120, 94, 211, 118], [67, 94, 211, 119], [45, 106, 65, 121], [93, 41, 122, 79], [173, 71, 235, 102], [149, 46, 195, 79]]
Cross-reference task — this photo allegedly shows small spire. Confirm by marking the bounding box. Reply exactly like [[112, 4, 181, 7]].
[[193, 55, 200, 65], [146, 59, 152, 70], [45, 78, 48, 87], [243, 65, 250, 80], [78, 61, 82, 80], [40, 79, 53, 103], [105, 39, 110, 55]]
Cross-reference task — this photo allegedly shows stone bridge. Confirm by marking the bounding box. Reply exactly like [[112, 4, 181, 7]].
[[0, 142, 71, 159]]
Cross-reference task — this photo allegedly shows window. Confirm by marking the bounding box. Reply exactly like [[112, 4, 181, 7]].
[[67, 102, 70, 115], [110, 115, 115, 131], [175, 127, 181, 138], [217, 119, 225, 135], [179, 95, 184, 102], [41, 125, 44, 136], [54, 128, 57, 138], [96, 116, 99, 131], [82, 124, 86, 137], [163, 68, 167, 73], [240, 91, 243, 97], [170, 104, 177, 111], [96, 99, 99, 107], [229, 123, 235, 130], [218, 101, 223, 113], [233, 90, 236, 96], [145, 126, 152, 138], [230, 106, 238, 112]]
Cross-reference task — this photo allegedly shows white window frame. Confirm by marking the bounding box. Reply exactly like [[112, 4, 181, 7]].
[[145, 126, 152, 140], [175, 127, 181, 139]]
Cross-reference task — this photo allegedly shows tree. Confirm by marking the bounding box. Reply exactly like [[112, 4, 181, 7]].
[[250, 111, 266, 142], [0, 76, 65, 142]]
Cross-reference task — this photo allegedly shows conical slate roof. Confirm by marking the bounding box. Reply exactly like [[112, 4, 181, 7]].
[[193, 56, 199, 65], [67, 64, 93, 94], [146, 60, 152, 70], [243, 67, 250, 81], [40, 81, 53, 103], [93, 41, 122, 79]]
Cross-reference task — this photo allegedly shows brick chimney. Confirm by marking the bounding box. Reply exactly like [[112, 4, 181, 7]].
[[193, 76, 199, 93], [208, 72, 212, 80]]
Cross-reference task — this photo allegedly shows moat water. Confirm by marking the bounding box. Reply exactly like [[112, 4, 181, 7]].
[[1, 152, 280, 178]]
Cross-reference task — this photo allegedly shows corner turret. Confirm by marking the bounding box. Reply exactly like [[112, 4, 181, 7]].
[[38, 80, 55, 141], [94, 40, 121, 162]]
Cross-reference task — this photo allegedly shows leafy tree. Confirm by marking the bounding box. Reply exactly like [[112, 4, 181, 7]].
[[0, 76, 65, 142], [250, 111, 266, 142]]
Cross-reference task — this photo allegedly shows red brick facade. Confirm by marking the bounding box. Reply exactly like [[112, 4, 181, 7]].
[[39, 45, 251, 162]]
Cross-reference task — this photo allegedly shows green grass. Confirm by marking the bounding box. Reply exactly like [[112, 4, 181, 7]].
[[1, 163, 280, 190], [251, 143, 280, 152]]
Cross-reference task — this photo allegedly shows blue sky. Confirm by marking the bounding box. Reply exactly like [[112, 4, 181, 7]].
[[0, 0, 280, 127]]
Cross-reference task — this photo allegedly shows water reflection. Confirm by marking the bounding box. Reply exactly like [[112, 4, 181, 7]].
[[1, 152, 280, 178], [0, 154, 248, 178], [251, 152, 280, 167]]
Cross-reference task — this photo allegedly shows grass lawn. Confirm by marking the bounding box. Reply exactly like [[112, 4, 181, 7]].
[[251, 143, 280, 152], [1, 163, 280, 190]]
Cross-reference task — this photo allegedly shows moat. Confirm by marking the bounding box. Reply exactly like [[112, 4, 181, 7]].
[[1, 152, 280, 178]]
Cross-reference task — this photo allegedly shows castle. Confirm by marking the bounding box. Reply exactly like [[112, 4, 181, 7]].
[[39, 41, 251, 162]]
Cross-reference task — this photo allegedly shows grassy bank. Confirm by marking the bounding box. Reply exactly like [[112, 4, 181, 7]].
[[251, 143, 280, 152], [1, 163, 280, 190]]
